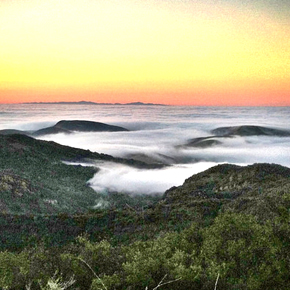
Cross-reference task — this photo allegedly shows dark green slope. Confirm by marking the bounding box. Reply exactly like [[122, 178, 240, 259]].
[[0, 134, 100, 214], [1, 155, 290, 289], [160, 163, 290, 223], [0, 134, 158, 215]]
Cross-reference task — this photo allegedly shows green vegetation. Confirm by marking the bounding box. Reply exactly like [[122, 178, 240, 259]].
[[1, 211, 290, 289], [0, 134, 162, 215], [1, 134, 290, 289]]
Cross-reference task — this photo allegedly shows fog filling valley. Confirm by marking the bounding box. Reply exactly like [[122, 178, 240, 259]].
[[1, 104, 290, 196]]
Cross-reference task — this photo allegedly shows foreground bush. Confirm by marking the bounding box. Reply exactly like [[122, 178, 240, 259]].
[[1, 211, 290, 289]]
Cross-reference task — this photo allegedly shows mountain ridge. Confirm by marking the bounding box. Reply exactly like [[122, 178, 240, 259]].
[[0, 120, 129, 137], [0, 133, 163, 215], [22, 101, 167, 106]]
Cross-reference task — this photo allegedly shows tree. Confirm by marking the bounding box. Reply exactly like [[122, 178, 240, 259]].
[[201, 212, 285, 289]]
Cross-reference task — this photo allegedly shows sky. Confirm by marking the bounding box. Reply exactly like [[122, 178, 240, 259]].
[[0, 0, 289, 106]]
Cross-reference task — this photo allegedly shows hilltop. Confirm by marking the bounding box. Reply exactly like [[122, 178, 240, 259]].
[[160, 163, 290, 222], [32, 120, 129, 136], [0, 120, 129, 137], [180, 125, 290, 148]]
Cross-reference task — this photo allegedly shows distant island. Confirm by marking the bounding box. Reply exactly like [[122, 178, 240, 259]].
[[23, 101, 167, 106]]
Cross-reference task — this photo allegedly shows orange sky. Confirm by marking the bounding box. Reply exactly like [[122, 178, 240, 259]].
[[0, 0, 289, 105]]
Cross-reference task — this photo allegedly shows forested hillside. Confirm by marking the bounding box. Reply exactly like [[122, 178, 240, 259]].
[[1, 134, 290, 289]]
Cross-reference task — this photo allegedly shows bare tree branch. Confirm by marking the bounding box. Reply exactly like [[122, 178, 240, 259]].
[[77, 257, 108, 290], [214, 273, 220, 290], [152, 274, 182, 290]]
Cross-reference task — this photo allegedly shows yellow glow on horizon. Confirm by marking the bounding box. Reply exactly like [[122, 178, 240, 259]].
[[0, 0, 289, 105]]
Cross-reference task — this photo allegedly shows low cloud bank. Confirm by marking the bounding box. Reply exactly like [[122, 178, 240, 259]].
[[180, 136, 290, 167], [37, 126, 290, 168], [88, 162, 218, 195]]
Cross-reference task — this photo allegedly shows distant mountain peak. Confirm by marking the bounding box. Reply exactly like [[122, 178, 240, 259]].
[[23, 101, 167, 106], [32, 120, 129, 136]]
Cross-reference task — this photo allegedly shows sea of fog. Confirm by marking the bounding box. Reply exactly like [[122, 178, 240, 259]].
[[1, 104, 290, 195]]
